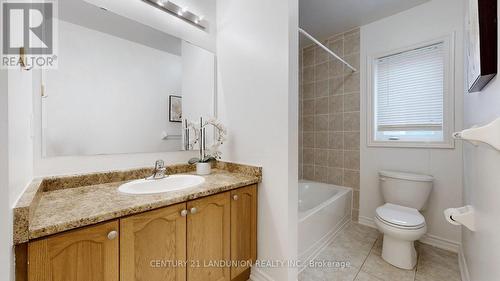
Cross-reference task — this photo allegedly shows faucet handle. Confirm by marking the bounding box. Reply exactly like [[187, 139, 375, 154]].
[[155, 160, 165, 169]]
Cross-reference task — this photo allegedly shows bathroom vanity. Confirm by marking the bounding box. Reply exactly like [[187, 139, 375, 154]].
[[13, 162, 261, 281], [14, 2, 256, 280]]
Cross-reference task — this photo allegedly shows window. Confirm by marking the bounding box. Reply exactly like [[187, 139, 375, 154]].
[[368, 37, 454, 148]]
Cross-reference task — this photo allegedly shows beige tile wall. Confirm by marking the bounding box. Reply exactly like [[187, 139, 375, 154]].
[[299, 28, 360, 221]]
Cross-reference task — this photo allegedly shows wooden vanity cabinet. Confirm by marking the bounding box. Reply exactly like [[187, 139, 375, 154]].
[[28, 220, 119, 281], [120, 203, 187, 281], [26, 185, 257, 281], [230, 185, 257, 280], [187, 192, 231, 281]]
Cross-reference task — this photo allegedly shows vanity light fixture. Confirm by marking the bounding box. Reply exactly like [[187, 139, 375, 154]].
[[194, 15, 203, 24], [142, 0, 206, 29]]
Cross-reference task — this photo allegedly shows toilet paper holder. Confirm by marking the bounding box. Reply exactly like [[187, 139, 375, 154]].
[[444, 205, 476, 231], [453, 117, 500, 151]]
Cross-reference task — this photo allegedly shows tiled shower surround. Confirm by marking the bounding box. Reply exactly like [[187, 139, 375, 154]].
[[299, 28, 360, 220]]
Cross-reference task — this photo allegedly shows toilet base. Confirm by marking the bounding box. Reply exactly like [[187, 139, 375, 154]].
[[381, 234, 417, 270]]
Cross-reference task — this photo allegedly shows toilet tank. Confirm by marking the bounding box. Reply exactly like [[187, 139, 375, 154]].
[[379, 170, 433, 210]]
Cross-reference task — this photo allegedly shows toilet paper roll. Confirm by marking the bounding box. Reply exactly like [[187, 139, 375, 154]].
[[444, 208, 461, 226]]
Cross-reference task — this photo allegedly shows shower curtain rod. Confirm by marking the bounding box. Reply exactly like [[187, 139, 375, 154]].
[[299, 28, 357, 72]]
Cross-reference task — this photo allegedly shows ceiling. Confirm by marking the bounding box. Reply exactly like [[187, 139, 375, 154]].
[[299, 0, 429, 43]]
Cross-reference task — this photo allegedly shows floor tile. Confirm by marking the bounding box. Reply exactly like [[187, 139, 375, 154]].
[[342, 223, 380, 243], [333, 231, 376, 253], [298, 266, 325, 281], [354, 271, 384, 281], [299, 261, 359, 281], [371, 236, 383, 256], [415, 244, 460, 281], [322, 265, 360, 281], [317, 242, 369, 268], [360, 252, 416, 281], [315, 224, 378, 269], [301, 223, 461, 281]]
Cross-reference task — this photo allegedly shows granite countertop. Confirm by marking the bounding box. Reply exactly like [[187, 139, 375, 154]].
[[13, 162, 261, 244]]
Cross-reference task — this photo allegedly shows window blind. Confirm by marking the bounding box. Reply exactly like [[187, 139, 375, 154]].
[[375, 42, 444, 132]]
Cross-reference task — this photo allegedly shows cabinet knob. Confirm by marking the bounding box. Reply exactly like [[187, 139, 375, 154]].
[[233, 195, 239, 201], [180, 209, 188, 217], [107, 230, 118, 240], [190, 207, 197, 214]]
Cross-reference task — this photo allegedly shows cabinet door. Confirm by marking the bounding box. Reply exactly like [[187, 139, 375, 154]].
[[120, 203, 187, 281], [187, 192, 231, 281], [28, 220, 119, 281], [230, 185, 257, 280]]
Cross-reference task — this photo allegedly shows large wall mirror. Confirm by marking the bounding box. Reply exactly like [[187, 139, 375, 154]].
[[41, 0, 215, 157]]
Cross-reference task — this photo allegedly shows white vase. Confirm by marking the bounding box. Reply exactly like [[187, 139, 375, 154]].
[[196, 162, 211, 175]]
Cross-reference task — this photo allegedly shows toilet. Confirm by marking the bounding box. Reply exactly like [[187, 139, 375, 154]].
[[374, 170, 433, 270]]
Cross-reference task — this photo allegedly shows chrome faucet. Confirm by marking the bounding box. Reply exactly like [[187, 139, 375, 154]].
[[146, 160, 168, 180]]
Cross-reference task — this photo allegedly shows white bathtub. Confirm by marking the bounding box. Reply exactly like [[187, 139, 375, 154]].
[[298, 180, 352, 264]]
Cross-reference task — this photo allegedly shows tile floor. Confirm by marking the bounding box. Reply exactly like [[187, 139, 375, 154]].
[[299, 223, 461, 281]]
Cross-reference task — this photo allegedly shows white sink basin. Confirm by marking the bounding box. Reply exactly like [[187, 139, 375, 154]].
[[118, 175, 205, 195]]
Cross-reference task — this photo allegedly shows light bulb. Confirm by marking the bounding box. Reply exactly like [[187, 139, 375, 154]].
[[194, 15, 203, 24]]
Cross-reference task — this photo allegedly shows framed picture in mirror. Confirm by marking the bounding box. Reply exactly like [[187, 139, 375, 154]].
[[169, 95, 182, 122]]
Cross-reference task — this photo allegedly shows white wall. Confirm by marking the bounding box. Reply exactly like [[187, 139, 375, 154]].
[[461, 2, 500, 280], [2, 66, 35, 281], [0, 69, 12, 281], [359, 0, 465, 248], [216, 0, 298, 280], [44, 20, 182, 156], [8, 69, 34, 206]]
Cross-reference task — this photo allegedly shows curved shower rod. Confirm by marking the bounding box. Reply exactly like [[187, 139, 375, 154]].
[[299, 28, 357, 72]]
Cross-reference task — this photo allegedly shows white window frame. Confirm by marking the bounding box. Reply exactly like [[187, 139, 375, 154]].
[[366, 34, 455, 149]]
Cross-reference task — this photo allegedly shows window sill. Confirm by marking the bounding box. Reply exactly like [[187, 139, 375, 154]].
[[367, 139, 455, 149]]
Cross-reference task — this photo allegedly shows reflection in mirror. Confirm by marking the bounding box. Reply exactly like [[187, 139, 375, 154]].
[[42, 0, 215, 157]]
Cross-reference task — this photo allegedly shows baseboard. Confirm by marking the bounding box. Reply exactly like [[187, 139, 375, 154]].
[[458, 246, 471, 281], [358, 216, 377, 229], [419, 233, 459, 253], [357, 216, 460, 253], [249, 267, 275, 281]]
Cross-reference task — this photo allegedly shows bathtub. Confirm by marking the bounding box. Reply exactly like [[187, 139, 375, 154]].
[[298, 180, 352, 264]]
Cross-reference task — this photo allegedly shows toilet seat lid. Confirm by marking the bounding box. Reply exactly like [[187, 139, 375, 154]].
[[376, 203, 425, 228]]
